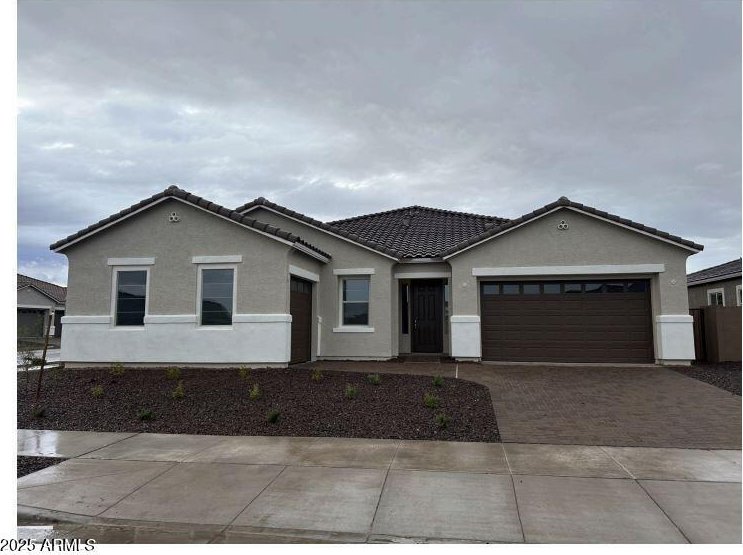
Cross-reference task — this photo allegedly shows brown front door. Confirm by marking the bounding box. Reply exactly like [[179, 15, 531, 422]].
[[289, 277, 312, 364], [411, 280, 443, 353], [480, 280, 653, 363]]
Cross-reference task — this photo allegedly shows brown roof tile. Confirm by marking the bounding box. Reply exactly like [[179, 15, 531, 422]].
[[17, 274, 67, 304]]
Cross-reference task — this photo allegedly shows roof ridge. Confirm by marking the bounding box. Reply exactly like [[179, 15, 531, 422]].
[[328, 204, 508, 225]]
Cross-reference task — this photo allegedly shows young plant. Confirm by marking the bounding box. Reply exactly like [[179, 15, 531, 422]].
[[238, 366, 251, 380], [311, 369, 323, 382], [31, 406, 46, 418], [137, 408, 153, 421], [171, 381, 185, 399], [249, 383, 261, 400], [423, 392, 440, 409], [266, 408, 281, 423], [435, 413, 450, 429], [165, 366, 181, 380], [345, 384, 359, 399], [432, 375, 444, 387], [90, 385, 104, 398], [366, 374, 381, 385], [110, 362, 125, 376]]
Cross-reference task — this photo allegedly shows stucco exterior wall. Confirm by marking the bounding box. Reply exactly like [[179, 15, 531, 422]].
[[18, 287, 62, 310], [245, 206, 397, 359], [688, 277, 742, 309]]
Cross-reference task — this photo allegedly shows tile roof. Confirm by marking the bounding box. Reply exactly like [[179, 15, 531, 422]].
[[687, 258, 741, 285], [328, 206, 509, 258], [440, 196, 704, 257], [17, 274, 67, 304], [50, 186, 331, 260]]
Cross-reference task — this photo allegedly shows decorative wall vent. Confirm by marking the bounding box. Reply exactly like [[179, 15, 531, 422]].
[[168, 212, 181, 223], [557, 219, 569, 230]]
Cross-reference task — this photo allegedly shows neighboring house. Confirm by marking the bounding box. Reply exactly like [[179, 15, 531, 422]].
[[51, 186, 703, 367], [687, 258, 742, 308], [17, 274, 66, 339]]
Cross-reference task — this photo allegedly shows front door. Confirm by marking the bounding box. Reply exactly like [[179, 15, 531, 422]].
[[289, 277, 312, 364], [411, 280, 443, 353]]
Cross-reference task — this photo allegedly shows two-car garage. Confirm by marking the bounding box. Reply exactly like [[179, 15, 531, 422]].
[[479, 280, 654, 363]]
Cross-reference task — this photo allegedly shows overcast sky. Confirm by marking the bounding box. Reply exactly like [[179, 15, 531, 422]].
[[18, 0, 741, 285]]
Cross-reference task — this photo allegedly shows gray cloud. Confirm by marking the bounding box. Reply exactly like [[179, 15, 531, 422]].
[[18, 0, 741, 285]]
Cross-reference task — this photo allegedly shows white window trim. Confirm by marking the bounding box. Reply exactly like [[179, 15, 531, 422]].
[[192, 255, 242, 264], [196, 263, 238, 328], [736, 285, 742, 307], [107, 257, 155, 266], [337, 274, 372, 331], [706, 287, 725, 307], [333, 268, 375, 276], [110, 266, 151, 328]]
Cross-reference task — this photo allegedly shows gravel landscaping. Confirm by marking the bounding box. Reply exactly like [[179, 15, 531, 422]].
[[18, 456, 66, 478], [671, 362, 741, 396], [17, 367, 500, 442]]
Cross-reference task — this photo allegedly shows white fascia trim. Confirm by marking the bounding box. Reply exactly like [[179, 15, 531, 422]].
[[61, 315, 111, 324], [472, 264, 666, 277], [687, 272, 742, 287], [563, 207, 702, 253], [332, 326, 375, 333], [656, 315, 693, 323], [107, 257, 155, 266], [333, 268, 376, 275], [17, 304, 53, 310], [233, 314, 292, 323], [451, 315, 480, 323], [53, 197, 297, 253], [143, 314, 197, 324], [240, 205, 398, 261], [289, 265, 320, 282], [293, 243, 330, 263], [192, 255, 243, 264], [394, 271, 451, 279]]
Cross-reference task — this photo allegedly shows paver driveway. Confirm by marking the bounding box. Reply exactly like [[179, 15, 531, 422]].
[[297, 361, 742, 449]]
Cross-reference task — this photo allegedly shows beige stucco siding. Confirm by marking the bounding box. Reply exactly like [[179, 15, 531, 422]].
[[447, 208, 693, 318], [18, 287, 62, 310], [64, 199, 293, 317], [688, 277, 742, 309], [246, 206, 397, 358]]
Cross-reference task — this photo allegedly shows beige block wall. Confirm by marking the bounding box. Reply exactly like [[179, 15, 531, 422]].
[[245, 207, 397, 358], [63, 199, 293, 317]]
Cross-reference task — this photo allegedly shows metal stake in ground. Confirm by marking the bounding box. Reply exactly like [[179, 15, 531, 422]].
[[33, 312, 53, 407]]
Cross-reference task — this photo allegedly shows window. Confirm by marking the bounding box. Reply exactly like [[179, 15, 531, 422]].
[[543, 283, 561, 294], [501, 284, 520, 295], [200, 268, 235, 325], [737, 285, 742, 307], [564, 283, 582, 293], [482, 284, 500, 295], [522, 283, 540, 295], [707, 288, 725, 307], [115, 270, 147, 326], [341, 277, 370, 326]]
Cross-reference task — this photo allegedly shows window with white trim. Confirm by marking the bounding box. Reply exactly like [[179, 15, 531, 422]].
[[340, 277, 370, 326], [200, 267, 235, 325], [736, 284, 742, 307], [114, 269, 148, 326], [707, 287, 725, 306]]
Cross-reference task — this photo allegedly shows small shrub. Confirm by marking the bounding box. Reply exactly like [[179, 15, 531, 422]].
[[432, 375, 444, 387], [171, 381, 185, 399], [238, 366, 251, 380], [367, 373, 381, 385], [311, 369, 323, 382], [435, 413, 450, 429], [249, 383, 261, 400], [137, 408, 153, 421], [266, 408, 281, 423], [31, 406, 46, 418], [110, 362, 125, 376], [345, 384, 359, 399], [90, 385, 104, 398], [165, 366, 181, 380], [423, 392, 440, 409]]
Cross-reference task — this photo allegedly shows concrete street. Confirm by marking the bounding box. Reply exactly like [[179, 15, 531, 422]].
[[17, 430, 742, 543]]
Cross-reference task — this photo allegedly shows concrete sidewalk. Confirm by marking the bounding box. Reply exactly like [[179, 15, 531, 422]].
[[17, 430, 742, 543]]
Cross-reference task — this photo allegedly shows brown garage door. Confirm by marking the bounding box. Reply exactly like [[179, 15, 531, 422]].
[[481, 280, 653, 363], [289, 276, 312, 364]]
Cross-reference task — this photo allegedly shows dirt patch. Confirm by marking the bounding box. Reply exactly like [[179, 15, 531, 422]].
[[18, 456, 66, 478], [671, 362, 741, 396], [18, 367, 500, 442]]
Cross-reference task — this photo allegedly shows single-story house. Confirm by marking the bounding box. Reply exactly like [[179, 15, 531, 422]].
[[51, 186, 703, 367], [687, 258, 742, 308], [17, 274, 66, 339]]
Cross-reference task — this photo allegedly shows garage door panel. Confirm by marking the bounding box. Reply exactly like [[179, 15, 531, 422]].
[[480, 280, 653, 363]]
